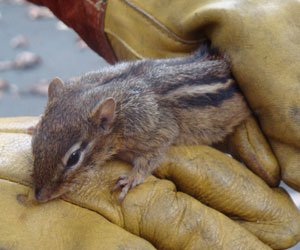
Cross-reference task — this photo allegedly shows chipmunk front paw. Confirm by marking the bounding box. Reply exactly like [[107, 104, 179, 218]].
[[112, 172, 144, 201]]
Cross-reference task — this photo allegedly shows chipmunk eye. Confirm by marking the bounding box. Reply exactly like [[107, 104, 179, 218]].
[[66, 150, 80, 168]]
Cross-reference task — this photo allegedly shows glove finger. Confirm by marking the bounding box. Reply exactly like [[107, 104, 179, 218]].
[[270, 139, 300, 192], [104, 0, 300, 192], [227, 115, 280, 187], [154, 145, 300, 250], [0, 181, 155, 250], [203, 1, 300, 191], [0, 136, 155, 250], [0, 117, 270, 250], [66, 162, 272, 250]]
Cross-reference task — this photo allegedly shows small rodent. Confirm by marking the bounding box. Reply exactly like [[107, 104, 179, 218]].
[[31, 43, 250, 202]]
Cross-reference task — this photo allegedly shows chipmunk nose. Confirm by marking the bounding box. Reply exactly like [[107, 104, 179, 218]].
[[34, 187, 49, 203], [34, 188, 41, 201]]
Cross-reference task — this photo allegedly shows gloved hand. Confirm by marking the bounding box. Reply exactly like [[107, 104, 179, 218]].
[[101, 0, 300, 191], [27, 0, 300, 190], [7, 0, 300, 249], [1, 117, 300, 249]]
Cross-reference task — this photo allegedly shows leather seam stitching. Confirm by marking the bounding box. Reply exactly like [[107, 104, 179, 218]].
[[105, 30, 143, 59], [0, 176, 30, 188], [122, 0, 202, 45]]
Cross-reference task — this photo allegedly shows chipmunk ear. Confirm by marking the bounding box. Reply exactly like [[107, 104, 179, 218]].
[[90, 97, 116, 130], [48, 77, 64, 102]]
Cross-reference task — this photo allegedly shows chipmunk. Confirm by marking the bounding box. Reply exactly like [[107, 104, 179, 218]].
[[31, 43, 250, 203]]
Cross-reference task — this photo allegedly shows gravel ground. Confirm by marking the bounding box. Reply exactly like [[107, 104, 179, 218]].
[[1, 1, 300, 249]]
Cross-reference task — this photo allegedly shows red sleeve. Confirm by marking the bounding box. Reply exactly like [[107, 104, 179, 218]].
[[27, 0, 116, 64]]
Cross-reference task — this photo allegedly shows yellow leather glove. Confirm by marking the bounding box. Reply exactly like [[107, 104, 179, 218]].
[[1, 117, 300, 249], [4, 1, 300, 249], [104, 0, 300, 190]]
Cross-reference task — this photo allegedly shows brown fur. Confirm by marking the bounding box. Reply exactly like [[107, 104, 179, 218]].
[[31, 43, 250, 202]]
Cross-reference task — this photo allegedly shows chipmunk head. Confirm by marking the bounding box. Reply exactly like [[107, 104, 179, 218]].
[[31, 77, 116, 203]]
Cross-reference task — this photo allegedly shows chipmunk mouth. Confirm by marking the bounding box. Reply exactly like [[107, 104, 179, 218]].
[[34, 186, 67, 203], [34, 187, 51, 203]]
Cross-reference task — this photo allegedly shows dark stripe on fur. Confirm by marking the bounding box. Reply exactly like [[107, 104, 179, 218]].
[[152, 41, 220, 67], [159, 77, 229, 95], [100, 62, 145, 86], [174, 83, 237, 108]]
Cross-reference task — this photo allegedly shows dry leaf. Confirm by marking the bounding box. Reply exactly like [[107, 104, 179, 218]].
[[0, 78, 10, 99], [28, 79, 49, 96], [28, 5, 54, 19], [0, 78, 9, 91], [75, 36, 88, 50], [0, 0, 26, 5], [10, 35, 29, 48], [0, 52, 41, 71], [12, 51, 41, 69], [0, 61, 13, 71], [56, 21, 69, 31]]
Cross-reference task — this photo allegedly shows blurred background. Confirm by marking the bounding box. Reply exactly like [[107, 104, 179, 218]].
[[1, 1, 300, 249], [0, 0, 107, 116]]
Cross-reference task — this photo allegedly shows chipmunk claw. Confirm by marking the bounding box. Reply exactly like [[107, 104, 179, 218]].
[[112, 172, 144, 202]]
